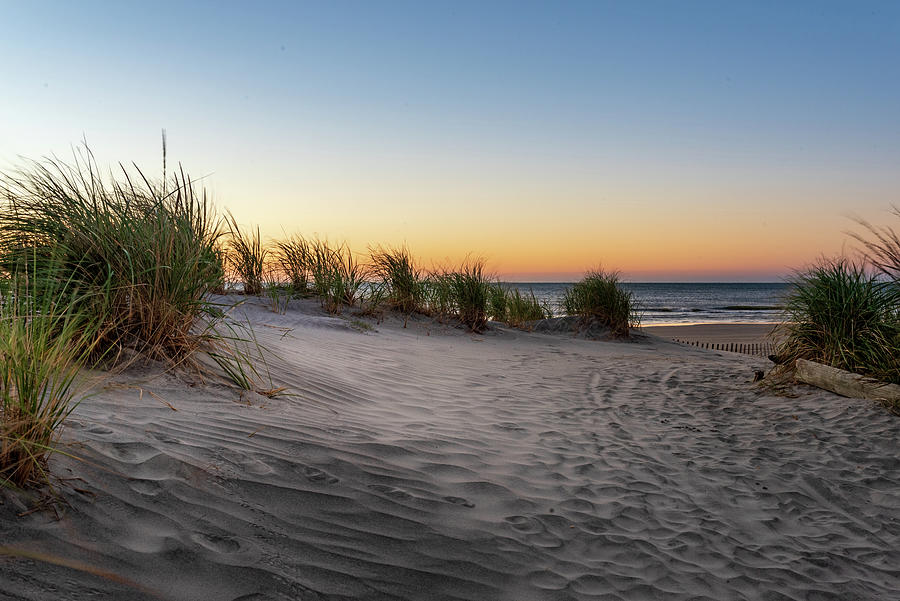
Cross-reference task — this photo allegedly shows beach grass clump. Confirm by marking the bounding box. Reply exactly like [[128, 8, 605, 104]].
[[488, 283, 508, 322], [0, 267, 99, 488], [424, 259, 491, 331], [505, 287, 551, 326], [262, 274, 292, 314], [226, 215, 267, 296], [445, 259, 491, 332], [775, 258, 900, 384], [309, 239, 343, 312], [309, 239, 334, 300], [308, 240, 367, 314], [370, 245, 424, 314], [487, 284, 550, 327], [332, 247, 368, 309], [423, 273, 454, 320], [563, 269, 639, 337], [0, 149, 229, 365], [0, 146, 270, 396], [357, 280, 389, 317], [273, 234, 311, 295]]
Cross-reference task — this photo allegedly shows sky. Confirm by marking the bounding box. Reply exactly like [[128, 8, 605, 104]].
[[1, 1, 898, 281]]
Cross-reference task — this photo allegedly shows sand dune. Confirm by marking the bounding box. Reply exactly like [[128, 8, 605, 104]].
[[2, 298, 898, 600]]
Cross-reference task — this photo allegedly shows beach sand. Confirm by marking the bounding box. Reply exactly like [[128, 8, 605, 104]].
[[2, 299, 898, 600], [641, 323, 780, 344]]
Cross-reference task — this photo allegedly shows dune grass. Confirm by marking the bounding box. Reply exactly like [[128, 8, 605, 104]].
[[273, 234, 312, 295], [445, 259, 491, 332], [0, 146, 262, 383], [0, 146, 283, 487], [508, 288, 551, 325], [262, 278, 292, 315], [307, 240, 368, 314], [226, 215, 267, 296], [370, 245, 425, 314], [222, 236, 547, 332], [563, 269, 639, 337], [492, 286, 551, 327], [356, 280, 389, 317], [422, 260, 492, 332], [488, 284, 508, 322], [332, 246, 369, 309], [309, 239, 334, 300], [0, 262, 102, 488], [775, 258, 900, 385], [423, 273, 454, 320]]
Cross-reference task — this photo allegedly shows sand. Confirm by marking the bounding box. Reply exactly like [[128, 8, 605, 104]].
[[2, 299, 898, 600], [641, 323, 780, 344]]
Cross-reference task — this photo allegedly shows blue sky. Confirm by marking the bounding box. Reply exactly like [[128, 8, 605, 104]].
[[2, 1, 898, 280]]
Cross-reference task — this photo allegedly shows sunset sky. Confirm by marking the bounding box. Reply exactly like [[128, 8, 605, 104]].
[[2, 1, 898, 281]]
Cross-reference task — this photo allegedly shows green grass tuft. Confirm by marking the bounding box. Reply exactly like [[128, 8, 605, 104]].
[[563, 269, 639, 337], [488, 284, 551, 328], [273, 234, 311, 295], [370, 245, 424, 314], [423, 273, 454, 320], [226, 215, 267, 296], [488, 283, 509, 322], [0, 259, 102, 488], [308, 240, 367, 314], [0, 145, 266, 388], [507, 287, 552, 327], [423, 260, 492, 332], [445, 259, 491, 332], [775, 258, 900, 384]]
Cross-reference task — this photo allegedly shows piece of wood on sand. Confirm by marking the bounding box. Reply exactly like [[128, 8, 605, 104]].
[[794, 358, 900, 403]]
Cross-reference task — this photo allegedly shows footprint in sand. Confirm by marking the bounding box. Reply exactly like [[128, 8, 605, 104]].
[[442, 496, 475, 508], [87, 425, 114, 435], [128, 479, 164, 497], [303, 466, 339, 484], [190, 532, 242, 554], [104, 442, 159, 463], [504, 515, 544, 534], [492, 422, 526, 433], [368, 484, 414, 501], [148, 430, 181, 445]]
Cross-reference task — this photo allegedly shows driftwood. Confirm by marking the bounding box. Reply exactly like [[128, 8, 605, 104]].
[[794, 359, 900, 403]]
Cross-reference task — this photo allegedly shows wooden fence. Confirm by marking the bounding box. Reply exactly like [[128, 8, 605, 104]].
[[671, 339, 775, 357]]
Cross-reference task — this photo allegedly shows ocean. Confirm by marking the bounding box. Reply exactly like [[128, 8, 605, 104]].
[[505, 282, 792, 325]]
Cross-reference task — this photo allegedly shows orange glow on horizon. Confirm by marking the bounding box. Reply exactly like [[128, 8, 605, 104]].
[[241, 201, 875, 282], [219, 163, 895, 283]]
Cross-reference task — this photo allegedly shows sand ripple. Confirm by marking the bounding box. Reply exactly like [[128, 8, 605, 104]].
[[2, 300, 899, 600]]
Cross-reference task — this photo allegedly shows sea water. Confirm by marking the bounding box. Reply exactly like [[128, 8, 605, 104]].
[[505, 282, 791, 325]]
